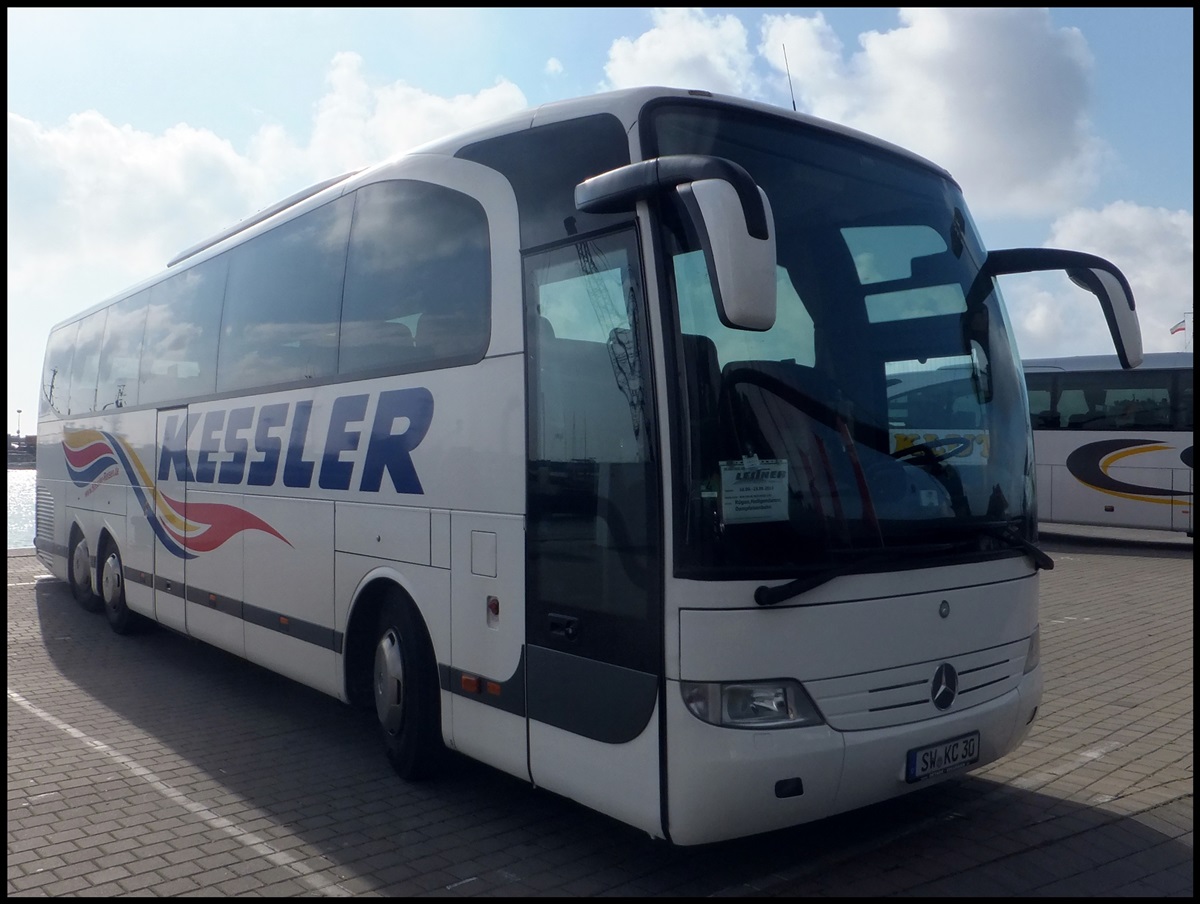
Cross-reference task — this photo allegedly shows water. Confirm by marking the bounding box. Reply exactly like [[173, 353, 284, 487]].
[[8, 470, 36, 549]]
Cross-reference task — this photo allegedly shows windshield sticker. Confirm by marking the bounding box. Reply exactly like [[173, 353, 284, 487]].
[[720, 457, 788, 525]]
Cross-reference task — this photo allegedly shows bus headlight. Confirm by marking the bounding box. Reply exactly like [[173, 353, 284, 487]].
[[680, 679, 825, 728], [1023, 626, 1041, 674]]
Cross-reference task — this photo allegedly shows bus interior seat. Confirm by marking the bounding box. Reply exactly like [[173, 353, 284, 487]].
[[417, 311, 483, 358], [347, 320, 414, 372], [1034, 410, 1061, 429]]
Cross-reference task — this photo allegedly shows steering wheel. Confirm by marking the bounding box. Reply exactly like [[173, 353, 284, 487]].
[[891, 437, 971, 465]]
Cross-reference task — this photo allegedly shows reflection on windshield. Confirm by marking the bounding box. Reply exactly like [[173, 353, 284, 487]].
[[653, 104, 1033, 578]]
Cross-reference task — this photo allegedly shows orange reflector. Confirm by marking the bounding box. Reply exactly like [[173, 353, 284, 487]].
[[209, 593, 217, 603], [486, 681, 501, 696], [461, 674, 481, 694], [279, 616, 289, 626]]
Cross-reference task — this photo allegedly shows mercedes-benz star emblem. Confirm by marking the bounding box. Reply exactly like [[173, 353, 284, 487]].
[[930, 662, 958, 710]]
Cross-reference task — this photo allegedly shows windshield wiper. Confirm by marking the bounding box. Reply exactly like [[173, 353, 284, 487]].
[[753, 523, 1052, 607], [753, 550, 907, 607], [979, 521, 1054, 571]]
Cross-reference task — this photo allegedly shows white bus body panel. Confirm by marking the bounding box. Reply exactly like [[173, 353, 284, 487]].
[[528, 704, 663, 839], [677, 566, 1037, 682], [449, 510, 529, 782], [1034, 430, 1192, 532], [664, 561, 1040, 845], [243, 495, 338, 696], [184, 488, 246, 657], [665, 669, 1038, 846]]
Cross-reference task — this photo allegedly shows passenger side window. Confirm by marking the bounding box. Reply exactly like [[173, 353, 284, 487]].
[[95, 291, 148, 411], [41, 324, 77, 417], [68, 311, 107, 415], [140, 256, 226, 405], [217, 195, 353, 392], [341, 180, 490, 374]]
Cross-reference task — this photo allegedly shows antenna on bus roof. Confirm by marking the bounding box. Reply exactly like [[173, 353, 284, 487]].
[[782, 44, 797, 112]]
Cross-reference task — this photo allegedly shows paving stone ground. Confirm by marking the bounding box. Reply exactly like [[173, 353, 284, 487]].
[[7, 524, 1192, 896]]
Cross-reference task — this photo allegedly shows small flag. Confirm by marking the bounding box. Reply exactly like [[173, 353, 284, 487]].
[[1169, 320, 1186, 335]]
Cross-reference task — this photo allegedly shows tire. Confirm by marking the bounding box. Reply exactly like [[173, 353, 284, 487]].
[[100, 543, 139, 635], [68, 531, 103, 613], [373, 597, 443, 780]]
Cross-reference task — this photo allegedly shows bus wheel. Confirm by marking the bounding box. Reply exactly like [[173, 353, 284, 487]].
[[100, 543, 138, 635], [69, 531, 103, 613], [373, 598, 442, 780]]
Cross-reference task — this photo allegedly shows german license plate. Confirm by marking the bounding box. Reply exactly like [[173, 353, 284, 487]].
[[906, 731, 980, 783]]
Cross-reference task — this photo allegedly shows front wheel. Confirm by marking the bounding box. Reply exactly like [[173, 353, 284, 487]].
[[101, 543, 140, 635], [69, 532, 103, 613], [373, 597, 443, 780]]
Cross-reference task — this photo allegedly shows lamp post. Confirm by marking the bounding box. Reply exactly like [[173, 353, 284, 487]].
[[16, 409, 21, 438]]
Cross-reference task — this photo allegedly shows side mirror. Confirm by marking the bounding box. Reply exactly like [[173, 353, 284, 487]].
[[982, 248, 1143, 368], [675, 179, 776, 330], [575, 154, 777, 331]]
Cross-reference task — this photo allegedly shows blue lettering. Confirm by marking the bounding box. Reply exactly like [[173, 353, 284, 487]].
[[218, 406, 255, 485], [359, 388, 433, 493], [158, 411, 198, 482], [248, 403, 288, 486], [320, 394, 368, 490], [194, 409, 226, 483], [283, 400, 316, 488]]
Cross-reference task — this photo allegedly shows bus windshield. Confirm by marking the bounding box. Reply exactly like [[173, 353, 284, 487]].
[[649, 103, 1033, 578]]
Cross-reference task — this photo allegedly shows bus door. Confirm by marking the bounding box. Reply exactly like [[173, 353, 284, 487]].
[[156, 402, 246, 656], [152, 406, 188, 634], [521, 231, 665, 837]]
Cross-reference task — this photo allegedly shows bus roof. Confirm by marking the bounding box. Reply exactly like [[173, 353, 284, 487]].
[[47, 86, 962, 336]]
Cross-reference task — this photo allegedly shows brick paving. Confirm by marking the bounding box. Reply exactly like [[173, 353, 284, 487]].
[[7, 525, 1192, 896]]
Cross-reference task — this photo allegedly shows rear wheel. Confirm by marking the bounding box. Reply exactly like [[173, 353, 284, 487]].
[[100, 543, 139, 635], [68, 531, 103, 613], [373, 597, 443, 780]]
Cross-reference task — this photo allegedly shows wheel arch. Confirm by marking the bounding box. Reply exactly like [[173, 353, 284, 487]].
[[67, 520, 97, 595], [343, 569, 436, 711]]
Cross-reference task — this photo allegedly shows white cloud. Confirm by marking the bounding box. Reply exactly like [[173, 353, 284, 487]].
[[603, 7, 759, 97], [6, 55, 528, 426], [759, 8, 1106, 219], [6, 13, 1191, 431], [1004, 204, 1193, 358]]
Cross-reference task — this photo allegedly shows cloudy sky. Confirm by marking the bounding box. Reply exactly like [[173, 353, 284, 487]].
[[6, 7, 1194, 434]]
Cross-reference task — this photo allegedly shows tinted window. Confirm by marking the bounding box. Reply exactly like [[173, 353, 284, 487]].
[[457, 114, 630, 250], [217, 195, 353, 392], [1027, 369, 1184, 431], [68, 311, 107, 415], [41, 323, 77, 418], [95, 291, 148, 411], [140, 256, 226, 405], [340, 180, 489, 374]]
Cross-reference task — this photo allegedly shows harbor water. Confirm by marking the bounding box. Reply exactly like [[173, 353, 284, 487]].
[[8, 469, 36, 549]]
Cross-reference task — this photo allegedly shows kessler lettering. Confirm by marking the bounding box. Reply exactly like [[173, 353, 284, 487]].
[[158, 388, 434, 494]]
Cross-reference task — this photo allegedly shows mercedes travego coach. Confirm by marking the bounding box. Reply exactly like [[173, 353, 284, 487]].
[[36, 87, 1143, 846]]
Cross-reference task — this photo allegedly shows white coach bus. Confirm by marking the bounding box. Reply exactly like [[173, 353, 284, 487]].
[[36, 86, 1143, 846], [1024, 352, 1192, 535]]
